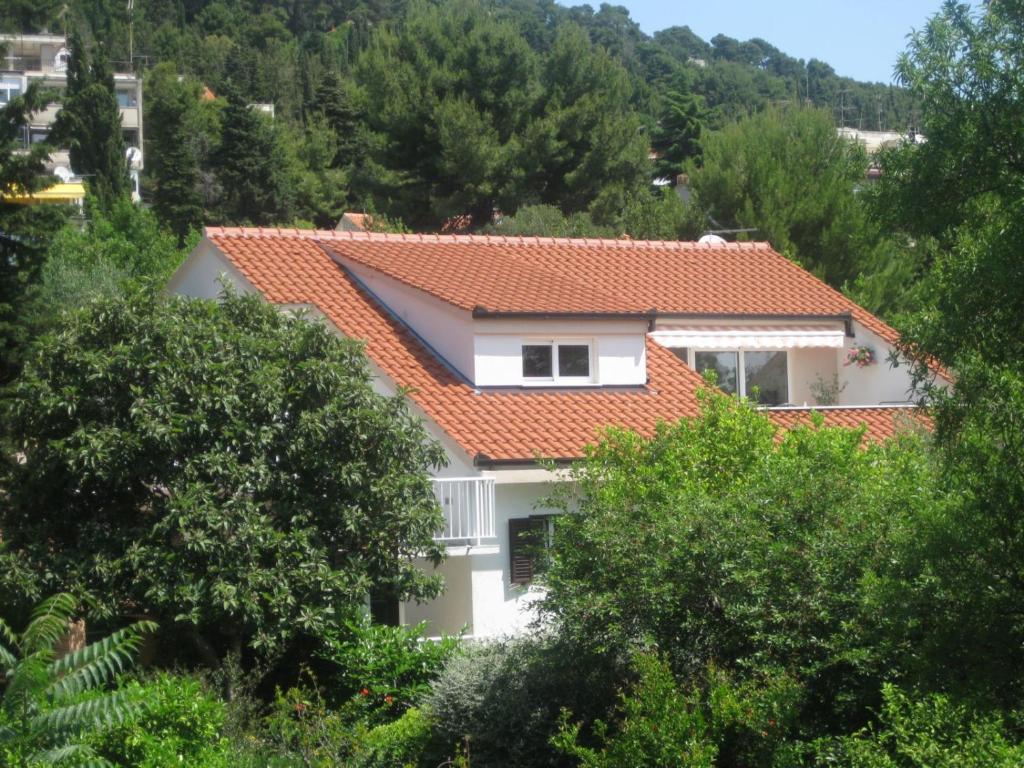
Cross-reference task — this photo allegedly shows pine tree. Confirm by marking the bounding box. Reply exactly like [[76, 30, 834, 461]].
[[146, 66, 203, 243], [314, 71, 362, 166], [652, 85, 705, 178], [54, 30, 130, 211], [210, 84, 295, 224]]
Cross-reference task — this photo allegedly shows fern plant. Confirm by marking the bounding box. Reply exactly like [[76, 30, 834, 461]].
[[0, 593, 156, 767]]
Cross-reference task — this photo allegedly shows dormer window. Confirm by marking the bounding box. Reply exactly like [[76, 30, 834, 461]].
[[522, 341, 593, 384]]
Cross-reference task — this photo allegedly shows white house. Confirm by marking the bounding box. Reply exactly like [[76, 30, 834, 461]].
[[168, 228, 933, 638]]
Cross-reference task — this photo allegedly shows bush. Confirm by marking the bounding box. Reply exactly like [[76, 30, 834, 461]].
[[89, 673, 233, 767], [553, 652, 717, 768], [424, 635, 625, 768], [319, 615, 460, 720], [804, 684, 1024, 767], [350, 706, 433, 768]]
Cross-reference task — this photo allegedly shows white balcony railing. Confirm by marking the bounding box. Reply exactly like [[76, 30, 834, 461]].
[[432, 477, 496, 546]]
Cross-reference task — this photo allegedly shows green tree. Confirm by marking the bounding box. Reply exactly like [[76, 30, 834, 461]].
[[541, 390, 937, 737], [209, 85, 295, 225], [21, 197, 193, 340], [867, 3, 1024, 708], [144, 64, 204, 244], [651, 78, 705, 177], [53, 30, 130, 210], [1, 289, 446, 670], [0, 82, 68, 384], [0, 593, 156, 767], [687, 105, 879, 288]]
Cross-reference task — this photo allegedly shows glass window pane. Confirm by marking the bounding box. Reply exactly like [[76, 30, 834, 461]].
[[694, 351, 738, 394], [558, 344, 590, 378], [670, 348, 689, 365], [744, 351, 788, 405], [522, 345, 553, 378]]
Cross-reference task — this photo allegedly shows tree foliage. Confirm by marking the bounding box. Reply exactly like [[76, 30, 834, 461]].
[[688, 105, 885, 288], [1, 289, 446, 667], [0, 593, 156, 768], [145, 63, 204, 243], [541, 390, 938, 738], [0, 82, 68, 384]]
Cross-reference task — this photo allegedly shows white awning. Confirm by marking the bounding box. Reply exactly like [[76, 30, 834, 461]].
[[650, 325, 846, 350]]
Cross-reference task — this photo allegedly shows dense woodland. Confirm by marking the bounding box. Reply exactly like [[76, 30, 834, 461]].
[[3, 0, 916, 232], [4, 0, 1024, 766]]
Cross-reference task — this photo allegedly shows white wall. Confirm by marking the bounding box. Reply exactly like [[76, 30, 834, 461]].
[[789, 348, 839, 406], [403, 556, 474, 635], [838, 324, 916, 405], [473, 329, 647, 387], [467, 481, 555, 637], [340, 260, 476, 382], [166, 241, 255, 299], [401, 481, 555, 638]]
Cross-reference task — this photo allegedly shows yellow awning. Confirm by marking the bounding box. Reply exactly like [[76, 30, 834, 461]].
[[4, 181, 86, 205]]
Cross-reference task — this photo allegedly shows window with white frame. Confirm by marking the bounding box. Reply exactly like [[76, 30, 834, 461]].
[[0, 80, 22, 105], [688, 349, 789, 405], [522, 340, 593, 383]]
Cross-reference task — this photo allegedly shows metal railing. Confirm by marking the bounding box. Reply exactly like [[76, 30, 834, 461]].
[[432, 477, 496, 546]]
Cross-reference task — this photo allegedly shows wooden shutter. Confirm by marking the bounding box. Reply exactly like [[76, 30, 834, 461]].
[[509, 516, 547, 586]]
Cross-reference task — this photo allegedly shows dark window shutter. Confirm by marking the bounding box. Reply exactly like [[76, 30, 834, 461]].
[[509, 516, 547, 586]]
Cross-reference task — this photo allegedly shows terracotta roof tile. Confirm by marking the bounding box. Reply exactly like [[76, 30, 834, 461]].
[[203, 228, 920, 461]]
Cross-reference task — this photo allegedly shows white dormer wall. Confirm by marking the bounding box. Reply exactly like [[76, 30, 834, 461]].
[[836, 321, 917, 405], [473, 318, 649, 387], [342, 260, 477, 382]]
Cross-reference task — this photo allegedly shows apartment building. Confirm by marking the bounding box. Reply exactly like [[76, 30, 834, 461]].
[[0, 33, 143, 198]]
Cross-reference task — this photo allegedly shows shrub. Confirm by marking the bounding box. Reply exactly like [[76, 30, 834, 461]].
[[541, 389, 938, 734], [319, 615, 460, 720], [553, 652, 717, 768], [350, 706, 433, 768], [261, 684, 359, 767], [0, 593, 155, 767], [803, 684, 1024, 767], [89, 673, 233, 767], [424, 635, 625, 768]]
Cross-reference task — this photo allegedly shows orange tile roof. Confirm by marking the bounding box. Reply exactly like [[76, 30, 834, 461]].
[[202, 228, 921, 461]]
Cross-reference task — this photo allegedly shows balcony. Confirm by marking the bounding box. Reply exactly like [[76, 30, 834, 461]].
[[432, 477, 496, 548]]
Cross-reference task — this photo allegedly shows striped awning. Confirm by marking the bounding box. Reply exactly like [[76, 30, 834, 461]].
[[650, 324, 846, 349]]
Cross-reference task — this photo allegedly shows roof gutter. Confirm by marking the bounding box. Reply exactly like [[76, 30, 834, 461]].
[[473, 308, 855, 336], [472, 305, 658, 323]]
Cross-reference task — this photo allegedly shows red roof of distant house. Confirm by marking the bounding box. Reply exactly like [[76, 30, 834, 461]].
[[201, 227, 925, 462]]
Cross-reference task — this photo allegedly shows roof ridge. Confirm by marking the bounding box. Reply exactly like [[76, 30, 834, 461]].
[[204, 226, 773, 250]]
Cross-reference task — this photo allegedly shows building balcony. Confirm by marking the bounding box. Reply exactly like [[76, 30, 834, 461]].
[[432, 477, 496, 548]]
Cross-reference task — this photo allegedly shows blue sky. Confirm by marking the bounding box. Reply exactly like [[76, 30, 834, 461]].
[[563, 0, 960, 84]]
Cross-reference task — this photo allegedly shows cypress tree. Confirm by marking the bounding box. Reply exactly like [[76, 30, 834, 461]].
[[54, 30, 130, 210]]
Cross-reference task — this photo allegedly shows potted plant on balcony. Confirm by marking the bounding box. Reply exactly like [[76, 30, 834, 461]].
[[843, 344, 876, 368]]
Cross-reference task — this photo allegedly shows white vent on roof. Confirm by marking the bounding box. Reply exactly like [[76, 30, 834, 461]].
[[698, 234, 727, 245]]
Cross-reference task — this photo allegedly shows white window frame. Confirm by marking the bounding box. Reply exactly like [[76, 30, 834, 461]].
[[687, 348, 792, 404], [521, 339, 595, 386]]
